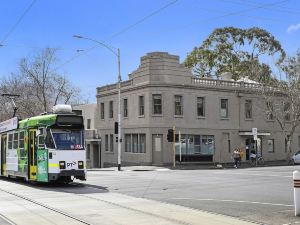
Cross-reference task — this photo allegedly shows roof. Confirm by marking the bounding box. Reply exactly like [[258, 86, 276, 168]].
[[19, 114, 57, 129]]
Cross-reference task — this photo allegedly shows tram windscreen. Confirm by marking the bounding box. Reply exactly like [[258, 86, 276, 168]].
[[47, 129, 84, 150]]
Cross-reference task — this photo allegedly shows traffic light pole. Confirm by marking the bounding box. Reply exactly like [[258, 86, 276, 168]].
[[173, 126, 176, 168]]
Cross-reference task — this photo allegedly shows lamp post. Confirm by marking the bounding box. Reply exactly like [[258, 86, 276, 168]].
[[73, 35, 122, 171]]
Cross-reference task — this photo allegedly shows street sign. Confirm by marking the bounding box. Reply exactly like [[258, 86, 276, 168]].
[[252, 128, 257, 141]]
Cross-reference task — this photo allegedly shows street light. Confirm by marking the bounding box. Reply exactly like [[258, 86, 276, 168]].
[[73, 35, 122, 171]]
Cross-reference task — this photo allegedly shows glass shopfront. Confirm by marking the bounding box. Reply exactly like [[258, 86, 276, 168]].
[[175, 134, 214, 161]]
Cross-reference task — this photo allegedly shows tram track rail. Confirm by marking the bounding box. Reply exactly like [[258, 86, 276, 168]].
[[69, 182, 191, 225], [0, 187, 92, 225]]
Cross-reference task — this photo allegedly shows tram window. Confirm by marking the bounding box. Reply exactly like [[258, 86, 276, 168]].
[[13, 132, 19, 149], [45, 131, 55, 149], [19, 131, 24, 149], [8, 133, 13, 150], [38, 135, 45, 148]]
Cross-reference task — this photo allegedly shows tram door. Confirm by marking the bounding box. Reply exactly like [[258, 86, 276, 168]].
[[1, 135, 7, 176], [29, 130, 37, 180]]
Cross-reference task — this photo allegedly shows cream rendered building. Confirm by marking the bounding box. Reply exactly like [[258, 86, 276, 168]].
[[94, 52, 299, 167]]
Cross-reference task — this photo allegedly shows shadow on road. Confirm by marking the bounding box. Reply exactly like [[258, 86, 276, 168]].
[[0, 177, 109, 194]]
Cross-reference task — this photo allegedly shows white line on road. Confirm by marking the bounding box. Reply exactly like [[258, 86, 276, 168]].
[[213, 172, 292, 178], [172, 198, 294, 207]]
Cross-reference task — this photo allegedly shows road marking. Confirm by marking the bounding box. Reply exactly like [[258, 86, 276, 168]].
[[213, 171, 292, 178], [172, 198, 294, 207]]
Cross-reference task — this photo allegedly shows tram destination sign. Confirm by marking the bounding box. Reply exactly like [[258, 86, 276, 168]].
[[0, 117, 18, 133]]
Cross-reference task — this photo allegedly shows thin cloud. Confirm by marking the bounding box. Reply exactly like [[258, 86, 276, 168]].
[[287, 23, 300, 33]]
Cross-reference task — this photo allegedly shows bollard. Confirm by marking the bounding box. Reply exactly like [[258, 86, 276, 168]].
[[293, 171, 300, 216]]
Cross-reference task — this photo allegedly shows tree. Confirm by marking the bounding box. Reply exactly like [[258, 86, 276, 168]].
[[185, 27, 286, 81], [0, 48, 82, 119], [259, 50, 300, 161]]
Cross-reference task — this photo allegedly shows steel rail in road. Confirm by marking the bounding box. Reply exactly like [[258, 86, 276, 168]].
[[70, 183, 191, 225], [0, 187, 92, 225]]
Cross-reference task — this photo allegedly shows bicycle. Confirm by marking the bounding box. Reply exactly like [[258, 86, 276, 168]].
[[250, 156, 265, 166]]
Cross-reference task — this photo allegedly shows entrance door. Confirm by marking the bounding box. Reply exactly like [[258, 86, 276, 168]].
[[29, 130, 37, 180], [93, 144, 100, 168], [245, 137, 262, 160], [1, 135, 7, 176], [152, 134, 163, 165]]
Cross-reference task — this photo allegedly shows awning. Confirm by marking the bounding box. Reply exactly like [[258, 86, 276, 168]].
[[239, 131, 270, 136]]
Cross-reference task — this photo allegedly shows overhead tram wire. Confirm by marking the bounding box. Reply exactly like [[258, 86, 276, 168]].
[[55, 0, 179, 70], [106, 0, 178, 41], [56, 0, 289, 71], [0, 0, 37, 46], [217, 0, 300, 15], [142, 0, 290, 38]]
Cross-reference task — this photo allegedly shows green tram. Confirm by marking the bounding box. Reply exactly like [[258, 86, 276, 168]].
[[0, 105, 86, 183]]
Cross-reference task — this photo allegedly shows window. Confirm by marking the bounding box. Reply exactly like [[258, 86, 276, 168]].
[[8, 133, 13, 150], [87, 119, 91, 129], [197, 97, 205, 117], [266, 101, 274, 120], [284, 102, 291, 121], [100, 103, 104, 119], [139, 96, 144, 116], [174, 95, 183, 116], [19, 131, 24, 149], [267, 139, 274, 153], [123, 98, 128, 118], [153, 94, 162, 115], [245, 100, 252, 119], [110, 134, 114, 152], [124, 134, 146, 153], [125, 134, 131, 152], [109, 101, 113, 118], [139, 134, 146, 153], [13, 132, 19, 149], [132, 134, 138, 153], [105, 135, 108, 152], [220, 99, 228, 118]]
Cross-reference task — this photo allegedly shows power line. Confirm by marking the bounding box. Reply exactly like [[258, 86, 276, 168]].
[[0, 0, 37, 45], [56, 0, 179, 70], [105, 0, 178, 41], [146, 0, 290, 37], [189, 1, 296, 24], [218, 0, 300, 15]]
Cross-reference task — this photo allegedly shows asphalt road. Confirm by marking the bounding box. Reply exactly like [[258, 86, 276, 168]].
[[82, 165, 300, 225]]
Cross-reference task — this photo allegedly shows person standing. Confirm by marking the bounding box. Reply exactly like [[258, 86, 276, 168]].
[[233, 149, 240, 168]]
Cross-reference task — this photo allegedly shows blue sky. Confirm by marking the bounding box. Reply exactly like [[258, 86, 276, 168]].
[[0, 0, 300, 102]]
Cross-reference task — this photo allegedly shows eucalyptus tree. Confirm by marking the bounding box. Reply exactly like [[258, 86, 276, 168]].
[[185, 27, 285, 81]]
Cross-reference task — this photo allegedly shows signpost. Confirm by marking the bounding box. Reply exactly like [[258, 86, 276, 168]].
[[252, 128, 258, 166]]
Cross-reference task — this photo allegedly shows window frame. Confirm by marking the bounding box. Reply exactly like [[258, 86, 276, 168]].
[[109, 101, 114, 118], [152, 94, 162, 115], [123, 98, 128, 118], [197, 97, 205, 117], [100, 102, 105, 119], [220, 99, 229, 119], [174, 95, 183, 116], [139, 96, 145, 116], [245, 99, 253, 119]]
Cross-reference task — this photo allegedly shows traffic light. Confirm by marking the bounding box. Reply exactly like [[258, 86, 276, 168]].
[[167, 129, 174, 142], [114, 122, 118, 134], [175, 134, 179, 142]]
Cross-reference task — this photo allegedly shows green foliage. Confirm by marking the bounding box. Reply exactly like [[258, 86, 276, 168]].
[[185, 27, 286, 81]]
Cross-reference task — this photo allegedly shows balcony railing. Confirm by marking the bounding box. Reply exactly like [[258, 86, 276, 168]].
[[191, 77, 262, 89]]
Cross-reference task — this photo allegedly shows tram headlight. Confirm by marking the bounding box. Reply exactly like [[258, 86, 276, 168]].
[[59, 161, 66, 169], [78, 161, 84, 169]]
